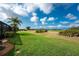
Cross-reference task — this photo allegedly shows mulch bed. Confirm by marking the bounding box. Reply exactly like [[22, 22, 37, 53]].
[[0, 42, 14, 56]]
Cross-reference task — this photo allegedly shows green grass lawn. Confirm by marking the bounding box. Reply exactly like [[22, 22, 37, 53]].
[[8, 31, 79, 56]]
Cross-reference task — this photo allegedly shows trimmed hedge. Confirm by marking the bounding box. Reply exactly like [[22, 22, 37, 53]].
[[36, 29, 48, 33]]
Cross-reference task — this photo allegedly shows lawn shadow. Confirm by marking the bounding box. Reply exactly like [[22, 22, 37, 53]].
[[6, 33, 23, 56], [9, 33, 23, 45]]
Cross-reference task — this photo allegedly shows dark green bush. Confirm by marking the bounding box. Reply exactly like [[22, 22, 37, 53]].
[[36, 29, 48, 33], [5, 31, 14, 38]]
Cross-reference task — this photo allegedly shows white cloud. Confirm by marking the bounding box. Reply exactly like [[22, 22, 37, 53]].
[[38, 3, 53, 14], [75, 24, 79, 27], [23, 3, 53, 14], [40, 17, 47, 25], [75, 20, 79, 24], [39, 26, 42, 28], [57, 24, 62, 27], [48, 25, 69, 29], [0, 3, 54, 21], [57, 24, 69, 29], [26, 4, 37, 13], [24, 3, 54, 14], [40, 17, 47, 22], [0, 3, 27, 19], [48, 25, 56, 29], [30, 12, 38, 23], [30, 16, 38, 22], [0, 4, 28, 21], [65, 13, 77, 20], [32, 12, 37, 16], [69, 23, 79, 27], [0, 4, 11, 10], [48, 17, 57, 21], [12, 4, 28, 16], [60, 21, 69, 25], [0, 12, 8, 21]]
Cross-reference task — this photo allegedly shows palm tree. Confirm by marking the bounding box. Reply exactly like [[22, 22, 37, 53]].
[[8, 17, 22, 33]]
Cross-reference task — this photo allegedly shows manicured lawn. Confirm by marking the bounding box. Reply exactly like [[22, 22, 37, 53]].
[[8, 31, 79, 56]]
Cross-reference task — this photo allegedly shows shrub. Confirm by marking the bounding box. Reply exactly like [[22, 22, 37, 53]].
[[26, 26, 30, 30], [5, 31, 14, 38], [36, 29, 48, 33], [59, 27, 79, 37]]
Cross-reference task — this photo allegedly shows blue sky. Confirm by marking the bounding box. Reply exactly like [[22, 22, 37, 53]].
[[0, 3, 79, 29]]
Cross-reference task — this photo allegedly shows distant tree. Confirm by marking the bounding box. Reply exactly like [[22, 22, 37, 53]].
[[26, 26, 30, 30]]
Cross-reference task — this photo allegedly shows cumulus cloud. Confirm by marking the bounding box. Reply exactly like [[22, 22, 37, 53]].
[[0, 4, 11, 10], [57, 24, 70, 29], [38, 3, 53, 14], [40, 17, 47, 22], [30, 12, 38, 23], [21, 3, 53, 14], [57, 24, 62, 27], [24, 3, 53, 14], [40, 17, 47, 25], [31, 16, 38, 22], [32, 12, 37, 16], [47, 25, 56, 29], [0, 12, 8, 21], [65, 13, 77, 20], [25, 4, 37, 13], [48, 17, 57, 21], [74, 24, 79, 27], [12, 4, 28, 16], [0, 4, 28, 21], [0, 3, 54, 21], [75, 20, 79, 24], [69, 23, 79, 28]]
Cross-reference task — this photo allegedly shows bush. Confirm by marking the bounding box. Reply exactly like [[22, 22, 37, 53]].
[[59, 27, 79, 37], [36, 29, 48, 33], [5, 31, 14, 38]]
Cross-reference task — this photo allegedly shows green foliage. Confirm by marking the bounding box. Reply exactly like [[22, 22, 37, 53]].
[[59, 27, 79, 37], [8, 17, 22, 32], [26, 26, 30, 30], [36, 29, 48, 33], [5, 31, 14, 38]]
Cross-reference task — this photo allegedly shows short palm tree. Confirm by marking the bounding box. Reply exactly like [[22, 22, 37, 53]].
[[8, 17, 22, 33]]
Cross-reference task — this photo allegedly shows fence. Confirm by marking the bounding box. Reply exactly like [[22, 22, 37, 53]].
[[0, 21, 12, 40]]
